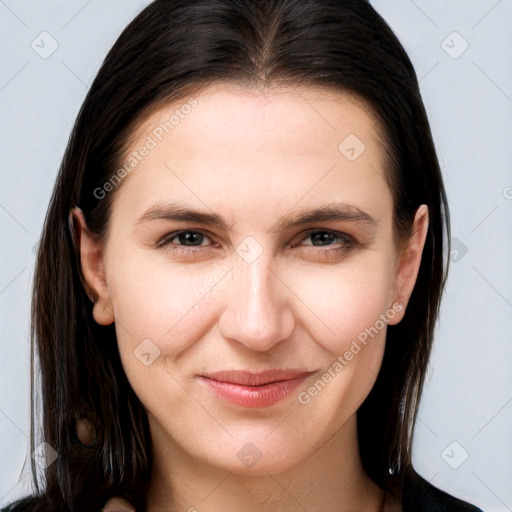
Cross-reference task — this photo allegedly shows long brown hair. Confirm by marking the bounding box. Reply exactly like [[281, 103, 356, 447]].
[[8, 0, 450, 510]]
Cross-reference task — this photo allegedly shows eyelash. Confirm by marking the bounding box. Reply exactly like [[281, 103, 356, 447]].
[[156, 229, 357, 260]]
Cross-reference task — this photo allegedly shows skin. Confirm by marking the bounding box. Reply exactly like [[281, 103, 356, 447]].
[[74, 84, 428, 512]]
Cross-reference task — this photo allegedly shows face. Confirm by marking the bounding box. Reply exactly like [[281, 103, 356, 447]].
[[76, 84, 428, 476]]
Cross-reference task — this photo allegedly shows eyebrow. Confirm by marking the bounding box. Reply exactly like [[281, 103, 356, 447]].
[[136, 201, 378, 233], [269, 203, 378, 234], [136, 202, 234, 230]]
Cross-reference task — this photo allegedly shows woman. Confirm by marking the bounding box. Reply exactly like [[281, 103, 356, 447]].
[[2, 0, 483, 511]]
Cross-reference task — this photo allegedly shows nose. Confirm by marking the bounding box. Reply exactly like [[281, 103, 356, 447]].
[[218, 254, 295, 352]]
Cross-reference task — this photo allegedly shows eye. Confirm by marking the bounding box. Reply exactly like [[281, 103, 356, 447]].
[[156, 228, 356, 261], [157, 230, 212, 248], [298, 230, 354, 248]]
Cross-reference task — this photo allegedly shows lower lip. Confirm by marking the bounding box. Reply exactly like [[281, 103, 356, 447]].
[[199, 374, 311, 408]]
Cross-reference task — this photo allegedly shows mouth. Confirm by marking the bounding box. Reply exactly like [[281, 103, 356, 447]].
[[198, 369, 315, 408]]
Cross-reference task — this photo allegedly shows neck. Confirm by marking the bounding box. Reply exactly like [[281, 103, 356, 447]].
[[145, 413, 389, 512]]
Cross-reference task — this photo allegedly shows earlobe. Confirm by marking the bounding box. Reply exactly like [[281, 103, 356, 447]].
[[92, 300, 115, 326], [69, 207, 114, 326], [388, 204, 429, 326]]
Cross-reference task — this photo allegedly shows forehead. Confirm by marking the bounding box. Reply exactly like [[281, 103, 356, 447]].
[[129, 83, 384, 160], [109, 84, 391, 225]]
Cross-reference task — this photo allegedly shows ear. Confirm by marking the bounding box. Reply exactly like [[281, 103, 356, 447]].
[[69, 207, 114, 326], [387, 204, 429, 326]]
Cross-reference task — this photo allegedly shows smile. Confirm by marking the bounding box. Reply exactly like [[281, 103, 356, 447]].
[[198, 370, 314, 408]]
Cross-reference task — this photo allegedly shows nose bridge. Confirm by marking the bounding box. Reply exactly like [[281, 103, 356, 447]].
[[218, 250, 294, 351]]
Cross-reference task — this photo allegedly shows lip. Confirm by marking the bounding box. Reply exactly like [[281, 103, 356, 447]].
[[198, 369, 314, 408]]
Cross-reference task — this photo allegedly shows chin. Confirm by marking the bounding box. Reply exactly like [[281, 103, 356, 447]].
[[195, 433, 311, 476]]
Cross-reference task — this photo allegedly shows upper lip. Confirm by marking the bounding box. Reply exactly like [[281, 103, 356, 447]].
[[201, 369, 314, 386]]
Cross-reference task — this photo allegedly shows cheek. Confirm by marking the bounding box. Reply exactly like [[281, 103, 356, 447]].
[[290, 259, 397, 423], [288, 256, 395, 355], [109, 254, 227, 354], [108, 255, 227, 412]]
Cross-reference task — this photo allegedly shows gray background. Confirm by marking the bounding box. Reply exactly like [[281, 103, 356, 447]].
[[1, 1, 511, 510]]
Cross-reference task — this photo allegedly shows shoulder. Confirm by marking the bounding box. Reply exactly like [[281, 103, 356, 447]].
[[402, 469, 484, 512]]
